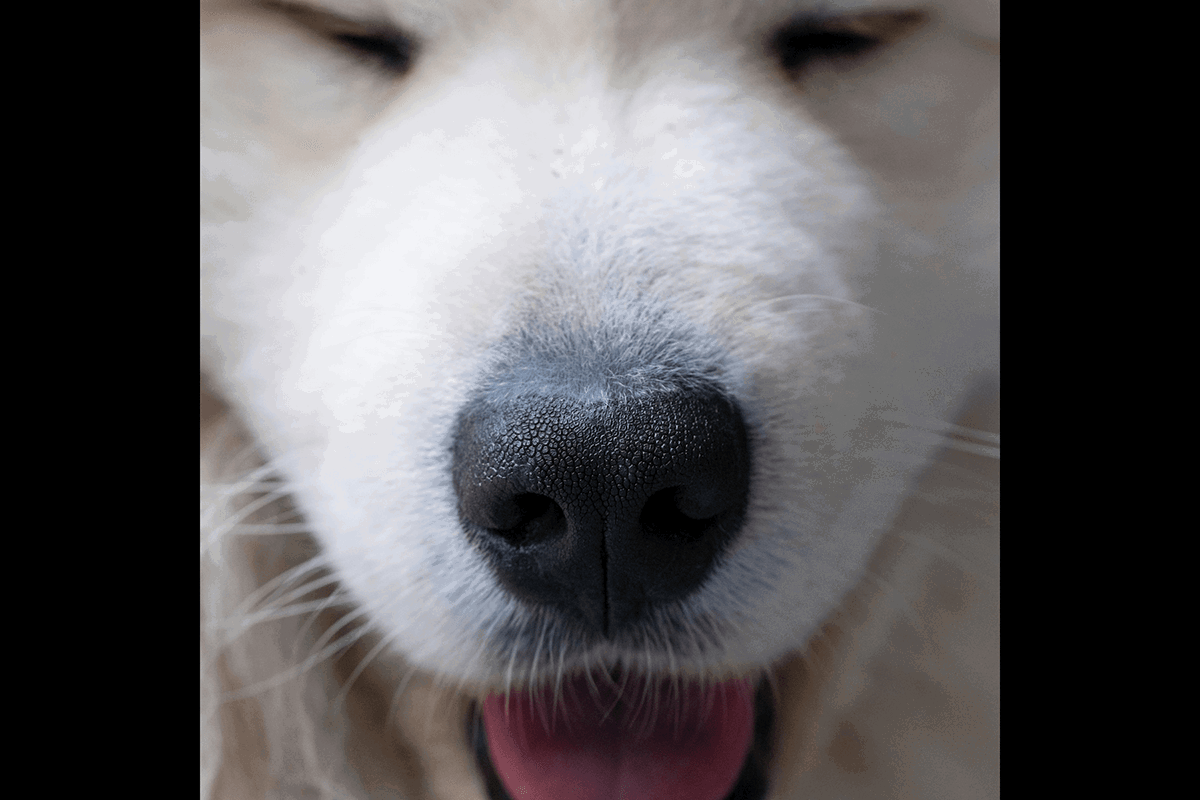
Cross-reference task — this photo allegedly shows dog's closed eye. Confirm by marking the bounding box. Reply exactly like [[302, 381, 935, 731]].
[[332, 26, 417, 73], [267, 2, 419, 76], [770, 10, 926, 75]]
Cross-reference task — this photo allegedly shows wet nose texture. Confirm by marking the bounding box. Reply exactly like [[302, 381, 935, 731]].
[[452, 382, 751, 638]]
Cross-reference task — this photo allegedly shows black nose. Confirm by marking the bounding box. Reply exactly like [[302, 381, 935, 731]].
[[452, 381, 751, 638]]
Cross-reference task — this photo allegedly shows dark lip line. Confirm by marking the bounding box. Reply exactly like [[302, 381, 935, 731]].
[[468, 677, 776, 800]]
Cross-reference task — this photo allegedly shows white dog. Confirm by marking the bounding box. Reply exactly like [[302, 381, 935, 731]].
[[201, 1, 998, 798]]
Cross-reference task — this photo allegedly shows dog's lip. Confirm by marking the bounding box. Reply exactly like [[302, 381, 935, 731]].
[[469, 675, 775, 800]]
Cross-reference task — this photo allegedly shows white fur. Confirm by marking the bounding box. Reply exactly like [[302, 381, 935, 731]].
[[201, 1, 998, 797]]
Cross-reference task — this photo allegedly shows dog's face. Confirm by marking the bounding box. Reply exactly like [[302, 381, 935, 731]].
[[202, 1, 997, 795]]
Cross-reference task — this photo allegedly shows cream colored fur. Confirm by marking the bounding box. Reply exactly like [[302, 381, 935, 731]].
[[201, 1, 998, 796]]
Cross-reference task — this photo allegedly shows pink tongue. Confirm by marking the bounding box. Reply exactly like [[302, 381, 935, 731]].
[[482, 675, 754, 800]]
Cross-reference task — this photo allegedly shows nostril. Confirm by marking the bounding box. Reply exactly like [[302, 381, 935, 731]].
[[493, 494, 565, 547], [459, 483, 567, 546], [640, 488, 726, 541]]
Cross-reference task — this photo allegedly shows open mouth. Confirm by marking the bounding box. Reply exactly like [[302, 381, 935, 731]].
[[470, 672, 775, 800]]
